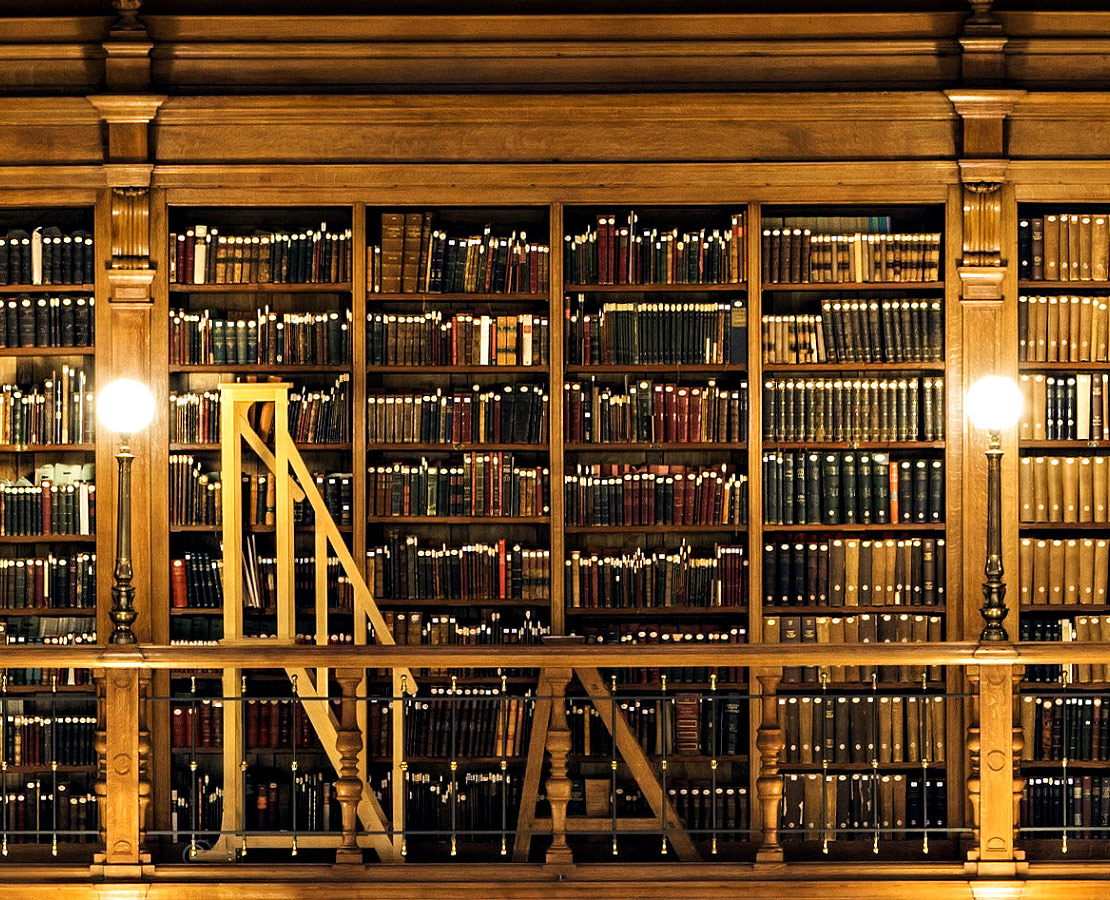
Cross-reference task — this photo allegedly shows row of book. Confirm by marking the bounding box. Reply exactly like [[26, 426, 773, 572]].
[[1018, 296, 1110, 362], [564, 379, 748, 445], [168, 455, 220, 526], [564, 463, 747, 528], [0, 553, 96, 610], [565, 297, 748, 366], [762, 451, 944, 525], [2, 712, 97, 767], [1, 785, 97, 842], [169, 615, 221, 645], [1019, 372, 1110, 442], [1020, 695, 1110, 762], [402, 770, 521, 837], [170, 701, 224, 749], [287, 377, 350, 444], [578, 625, 746, 686], [761, 377, 945, 444], [667, 782, 750, 835], [371, 610, 549, 649], [569, 698, 747, 758], [0, 228, 94, 286], [562, 212, 746, 286], [367, 456, 550, 518], [780, 694, 946, 765], [365, 534, 550, 603], [762, 538, 945, 608], [170, 771, 222, 837], [1021, 776, 1110, 837], [169, 308, 351, 366], [1021, 617, 1086, 684], [395, 692, 533, 758], [0, 480, 95, 536], [367, 384, 548, 446], [1032, 616, 1110, 684], [376, 213, 549, 295], [761, 230, 942, 284], [245, 698, 319, 750], [234, 471, 352, 528], [169, 552, 224, 609], [247, 770, 337, 834], [1019, 538, 1110, 607], [1019, 214, 1110, 282], [0, 296, 94, 348], [1019, 456, 1110, 523], [241, 544, 355, 612], [780, 772, 946, 841], [565, 544, 746, 610], [761, 300, 944, 365], [0, 616, 94, 688], [170, 224, 352, 285], [0, 367, 93, 445], [764, 613, 944, 684], [367, 311, 549, 367]]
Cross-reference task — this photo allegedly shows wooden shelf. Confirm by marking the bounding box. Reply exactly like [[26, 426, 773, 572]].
[[0, 443, 94, 452], [1019, 281, 1110, 291], [374, 597, 551, 608], [776, 681, 946, 692], [572, 753, 749, 764], [1020, 760, 1110, 769], [763, 282, 944, 292], [0, 684, 94, 694], [1020, 440, 1110, 449], [1018, 362, 1110, 371], [566, 606, 747, 617], [170, 524, 353, 533], [366, 442, 543, 452], [0, 284, 94, 293], [762, 522, 943, 533], [565, 283, 745, 293], [762, 604, 944, 615], [371, 291, 547, 302], [169, 282, 351, 292], [565, 442, 747, 451], [169, 747, 223, 754], [367, 365, 547, 374], [0, 534, 95, 543], [169, 364, 350, 373], [0, 346, 95, 357], [780, 761, 942, 771], [366, 515, 549, 525], [376, 755, 529, 765], [564, 524, 746, 534], [762, 440, 944, 450], [0, 608, 96, 617], [0, 764, 96, 774], [1021, 605, 1110, 614], [762, 362, 944, 372], [564, 364, 745, 375], [1019, 522, 1110, 532]]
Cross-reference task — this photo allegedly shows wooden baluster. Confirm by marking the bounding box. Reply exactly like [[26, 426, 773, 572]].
[[755, 672, 784, 863], [93, 671, 108, 853], [1011, 667, 1026, 843], [542, 666, 574, 867], [334, 668, 364, 864], [965, 668, 982, 847], [137, 671, 152, 856]]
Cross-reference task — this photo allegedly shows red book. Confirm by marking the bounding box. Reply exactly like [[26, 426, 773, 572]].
[[688, 387, 703, 442], [171, 558, 188, 608], [663, 385, 676, 442], [41, 481, 52, 534], [685, 471, 698, 524], [652, 384, 665, 443], [498, 539, 507, 599], [676, 389, 690, 443], [889, 465, 900, 523], [171, 706, 187, 748]]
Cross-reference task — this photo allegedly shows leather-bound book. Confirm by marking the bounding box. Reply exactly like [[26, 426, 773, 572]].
[[1031, 217, 1045, 280], [1080, 538, 1096, 605], [1080, 457, 1095, 523], [1032, 539, 1050, 605], [1044, 215, 1060, 281], [1065, 538, 1081, 605], [1063, 456, 1080, 522], [1019, 538, 1033, 607], [780, 615, 801, 684], [1048, 539, 1066, 605], [1069, 215, 1083, 280], [1096, 539, 1110, 606], [380, 213, 405, 292]]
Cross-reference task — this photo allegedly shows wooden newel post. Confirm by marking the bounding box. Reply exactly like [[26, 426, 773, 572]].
[[334, 668, 364, 864], [755, 672, 785, 863], [542, 665, 575, 867]]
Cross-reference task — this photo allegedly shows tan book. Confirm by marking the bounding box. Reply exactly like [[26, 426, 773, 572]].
[[1063, 456, 1080, 522], [764, 616, 780, 644], [1076, 616, 1093, 682], [1065, 538, 1081, 605], [1069, 296, 1082, 361], [844, 539, 860, 607], [1095, 457, 1109, 522], [799, 697, 814, 764], [892, 774, 907, 832], [880, 774, 895, 839], [871, 539, 889, 606], [1020, 696, 1037, 760], [1048, 457, 1063, 522], [1099, 617, 1110, 681], [828, 616, 846, 681], [1098, 302, 1110, 361], [815, 616, 831, 684], [905, 696, 921, 763], [1082, 215, 1094, 280], [1080, 457, 1095, 522], [1080, 538, 1096, 605], [929, 695, 946, 763], [1096, 216, 1110, 281], [1019, 374, 1034, 440], [843, 615, 860, 683], [1032, 374, 1046, 440], [1047, 297, 1060, 361], [1048, 539, 1066, 605], [1045, 215, 1061, 281], [1070, 215, 1082, 280], [1078, 373, 1093, 441], [1019, 538, 1034, 607], [1032, 297, 1048, 362], [878, 696, 893, 763], [1019, 457, 1035, 521], [1082, 297, 1095, 361], [1096, 540, 1110, 606], [1033, 540, 1050, 605], [890, 695, 904, 762], [1059, 297, 1072, 361]]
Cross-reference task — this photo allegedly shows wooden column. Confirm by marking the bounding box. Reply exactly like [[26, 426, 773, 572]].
[[334, 668, 364, 864], [95, 663, 147, 872], [754, 672, 784, 863], [541, 666, 575, 868]]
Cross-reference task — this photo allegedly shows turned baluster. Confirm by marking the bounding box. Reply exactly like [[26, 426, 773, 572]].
[[755, 672, 785, 863], [334, 668, 364, 863], [542, 666, 575, 867]]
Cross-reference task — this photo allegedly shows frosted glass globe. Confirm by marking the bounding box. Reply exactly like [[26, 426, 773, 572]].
[[98, 378, 155, 435], [966, 375, 1023, 432]]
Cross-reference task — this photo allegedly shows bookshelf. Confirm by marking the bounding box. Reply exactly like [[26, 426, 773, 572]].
[[1015, 203, 1110, 851], [0, 204, 101, 858]]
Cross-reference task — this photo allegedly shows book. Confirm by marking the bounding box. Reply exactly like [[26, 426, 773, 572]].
[[1019, 296, 1110, 363], [369, 383, 548, 446], [367, 310, 549, 367], [171, 223, 350, 285], [761, 228, 941, 284]]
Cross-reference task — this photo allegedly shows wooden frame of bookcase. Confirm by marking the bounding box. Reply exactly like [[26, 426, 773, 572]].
[[144, 176, 968, 858]]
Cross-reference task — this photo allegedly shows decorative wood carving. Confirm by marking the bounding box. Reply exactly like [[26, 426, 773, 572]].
[[962, 182, 1003, 268], [755, 673, 784, 863], [542, 666, 575, 867], [960, 0, 1006, 86], [334, 668, 364, 864], [110, 187, 151, 269]]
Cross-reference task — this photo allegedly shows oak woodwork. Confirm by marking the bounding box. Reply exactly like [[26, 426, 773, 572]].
[[754, 673, 784, 864], [334, 668, 364, 864]]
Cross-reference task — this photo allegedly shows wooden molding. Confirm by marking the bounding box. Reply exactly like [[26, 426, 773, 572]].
[[958, 267, 1006, 300], [106, 268, 156, 302], [86, 93, 167, 123]]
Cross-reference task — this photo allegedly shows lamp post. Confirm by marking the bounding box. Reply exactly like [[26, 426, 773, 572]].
[[97, 378, 156, 645], [966, 375, 1024, 642]]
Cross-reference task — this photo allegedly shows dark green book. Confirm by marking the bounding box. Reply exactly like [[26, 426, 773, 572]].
[[841, 453, 858, 524], [822, 453, 840, 524]]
